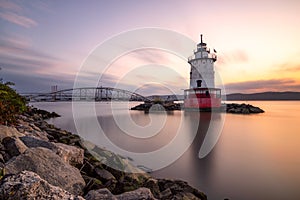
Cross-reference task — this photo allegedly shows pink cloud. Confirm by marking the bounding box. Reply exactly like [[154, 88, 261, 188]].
[[218, 49, 248, 65], [0, 0, 21, 11], [0, 11, 37, 28]]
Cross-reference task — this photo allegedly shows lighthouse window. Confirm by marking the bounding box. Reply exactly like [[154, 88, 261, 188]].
[[205, 91, 210, 97]]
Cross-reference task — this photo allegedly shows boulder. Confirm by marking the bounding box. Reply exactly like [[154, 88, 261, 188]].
[[0, 171, 84, 200], [53, 142, 84, 166], [44, 128, 66, 140], [143, 178, 161, 198], [24, 130, 50, 141], [158, 179, 207, 200], [241, 108, 250, 114], [2, 137, 28, 158], [0, 125, 24, 142], [249, 106, 264, 113], [20, 135, 56, 150], [82, 175, 104, 194], [95, 168, 117, 191], [85, 188, 117, 200], [19, 136, 84, 166], [4, 147, 85, 195], [160, 188, 172, 199], [85, 187, 156, 200], [26, 107, 60, 119], [116, 187, 156, 200]]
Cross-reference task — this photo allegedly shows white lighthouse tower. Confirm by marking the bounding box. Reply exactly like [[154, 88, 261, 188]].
[[184, 34, 221, 110], [188, 34, 217, 89]]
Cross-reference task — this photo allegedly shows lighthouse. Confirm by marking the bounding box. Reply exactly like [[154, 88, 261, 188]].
[[184, 34, 221, 110], [189, 34, 216, 88]]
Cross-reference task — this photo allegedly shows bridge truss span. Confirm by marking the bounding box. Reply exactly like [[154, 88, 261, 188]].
[[26, 87, 149, 102]]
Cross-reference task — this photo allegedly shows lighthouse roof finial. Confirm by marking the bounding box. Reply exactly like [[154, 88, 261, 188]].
[[199, 34, 206, 46]]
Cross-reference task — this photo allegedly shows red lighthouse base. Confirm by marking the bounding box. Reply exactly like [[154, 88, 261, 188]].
[[184, 88, 221, 111]]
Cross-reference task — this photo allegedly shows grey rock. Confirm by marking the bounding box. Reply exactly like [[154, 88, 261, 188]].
[[19, 136, 84, 166], [249, 106, 264, 113], [241, 108, 250, 114], [143, 178, 161, 198], [53, 142, 84, 166], [0, 171, 84, 200], [29, 123, 42, 131], [0, 125, 24, 142], [20, 135, 56, 150], [116, 187, 156, 200], [82, 175, 104, 194], [2, 137, 28, 158], [158, 179, 207, 200], [95, 168, 116, 182], [0, 153, 4, 164], [24, 130, 50, 141], [160, 188, 172, 199], [95, 168, 117, 191], [85, 188, 117, 200], [4, 147, 85, 195], [85, 187, 156, 200]]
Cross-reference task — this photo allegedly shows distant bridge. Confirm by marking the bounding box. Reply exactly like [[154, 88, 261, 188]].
[[23, 87, 150, 102]]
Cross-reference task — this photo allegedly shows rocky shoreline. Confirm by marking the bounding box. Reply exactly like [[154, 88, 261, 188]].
[[131, 102, 264, 114], [0, 106, 207, 199]]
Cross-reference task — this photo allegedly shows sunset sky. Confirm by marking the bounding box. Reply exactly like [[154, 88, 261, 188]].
[[1, 0, 300, 95]]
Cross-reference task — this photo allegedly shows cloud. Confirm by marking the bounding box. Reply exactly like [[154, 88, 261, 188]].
[[276, 63, 300, 72], [0, 34, 65, 72], [1, 68, 75, 93], [224, 79, 300, 93], [129, 49, 172, 64], [134, 83, 178, 96], [0, 34, 76, 93], [1, 34, 31, 49], [0, 1, 21, 11], [0, 1, 38, 28], [0, 11, 37, 28], [218, 49, 248, 65], [0, 50, 65, 76]]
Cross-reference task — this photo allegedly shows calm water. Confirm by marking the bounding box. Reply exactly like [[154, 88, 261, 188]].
[[32, 101, 300, 200]]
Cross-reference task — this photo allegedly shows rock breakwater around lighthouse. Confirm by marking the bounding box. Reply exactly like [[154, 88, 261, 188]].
[[131, 102, 265, 114]]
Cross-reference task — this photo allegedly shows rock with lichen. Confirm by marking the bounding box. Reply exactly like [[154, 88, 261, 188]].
[[4, 147, 85, 195], [0, 171, 84, 200]]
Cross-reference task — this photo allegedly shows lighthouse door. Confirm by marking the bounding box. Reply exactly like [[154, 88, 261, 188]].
[[197, 80, 202, 88]]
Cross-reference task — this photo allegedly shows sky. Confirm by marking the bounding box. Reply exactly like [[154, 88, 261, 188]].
[[0, 0, 300, 95]]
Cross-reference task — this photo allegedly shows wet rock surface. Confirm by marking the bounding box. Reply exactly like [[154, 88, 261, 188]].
[[0, 106, 207, 199]]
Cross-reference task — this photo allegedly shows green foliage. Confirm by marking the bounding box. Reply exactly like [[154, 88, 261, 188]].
[[0, 83, 27, 125]]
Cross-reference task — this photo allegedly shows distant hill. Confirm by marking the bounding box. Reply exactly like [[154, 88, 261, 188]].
[[225, 92, 300, 100]]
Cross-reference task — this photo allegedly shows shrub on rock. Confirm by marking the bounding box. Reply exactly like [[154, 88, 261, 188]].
[[0, 83, 27, 125]]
